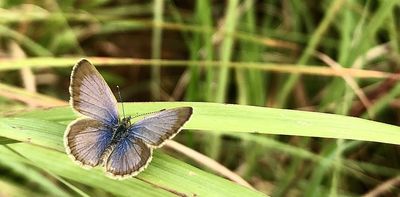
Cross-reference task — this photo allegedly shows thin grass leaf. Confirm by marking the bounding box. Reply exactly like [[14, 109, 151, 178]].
[[151, 0, 164, 100], [215, 0, 239, 102]]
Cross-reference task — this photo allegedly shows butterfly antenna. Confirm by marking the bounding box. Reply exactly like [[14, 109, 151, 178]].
[[116, 86, 126, 119], [132, 109, 165, 119]]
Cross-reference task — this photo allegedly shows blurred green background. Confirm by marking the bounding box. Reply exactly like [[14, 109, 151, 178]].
[[0, 0, 400, 196]]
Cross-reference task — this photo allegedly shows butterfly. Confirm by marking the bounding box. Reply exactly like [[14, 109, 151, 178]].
[[64, 59, 192, 179]]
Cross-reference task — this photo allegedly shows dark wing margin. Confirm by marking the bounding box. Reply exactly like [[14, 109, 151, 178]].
[[128, 107, 192, 148], [64, 118, 113, 167], [105, 137, 152, 179], [70, 59, 119, 126]]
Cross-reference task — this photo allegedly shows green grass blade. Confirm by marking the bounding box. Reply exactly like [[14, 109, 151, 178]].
[[196, 0, 215, 102], [14, 102, 400, 145], [151, 0, 164, 100], [215, 0, 239, 102]]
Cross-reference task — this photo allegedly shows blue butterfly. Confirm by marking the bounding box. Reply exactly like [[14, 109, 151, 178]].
[[64, 59, 192, 179]]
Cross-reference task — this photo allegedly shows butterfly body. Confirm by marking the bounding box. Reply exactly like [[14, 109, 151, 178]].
[[111, 117, 131, 145], [64, 59, 192, 179]]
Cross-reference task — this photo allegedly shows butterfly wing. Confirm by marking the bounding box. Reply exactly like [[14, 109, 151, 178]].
[[70, 59, 119, 126], [105, 136, 152, 179], [64, 118, 113, 167], [128, 107, 192, 148]]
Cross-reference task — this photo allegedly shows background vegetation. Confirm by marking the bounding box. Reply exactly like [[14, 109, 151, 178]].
[[0, 0, 399, 196]]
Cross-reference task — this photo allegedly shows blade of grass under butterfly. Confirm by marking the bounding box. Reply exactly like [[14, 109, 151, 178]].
[[15, 102, 400, 145]]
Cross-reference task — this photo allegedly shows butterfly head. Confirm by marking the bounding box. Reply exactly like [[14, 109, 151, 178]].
[[121, 116, 132, 127]]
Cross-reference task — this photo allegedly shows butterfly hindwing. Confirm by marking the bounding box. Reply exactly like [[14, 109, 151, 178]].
[[70, 59, 119, 126], [128, 107, 192, 148], [105, 136, 152, 178], [64, 118, 113, 167]]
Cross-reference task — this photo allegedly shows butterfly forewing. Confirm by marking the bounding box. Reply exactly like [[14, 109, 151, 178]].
[[70, 59, 119, 126], [65, 118, 113, 167], [128, 107, 192, 148], [105, 137, 152, 178]]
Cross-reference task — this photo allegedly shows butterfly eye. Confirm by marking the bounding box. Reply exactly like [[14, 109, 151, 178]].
[[122, 117, 130, 123]]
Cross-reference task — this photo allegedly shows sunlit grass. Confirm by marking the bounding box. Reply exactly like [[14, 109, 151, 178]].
[[0, 0, 399, 196]]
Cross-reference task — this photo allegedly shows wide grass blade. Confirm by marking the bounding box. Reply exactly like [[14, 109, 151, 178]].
[[14, 102, 400, 145]]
